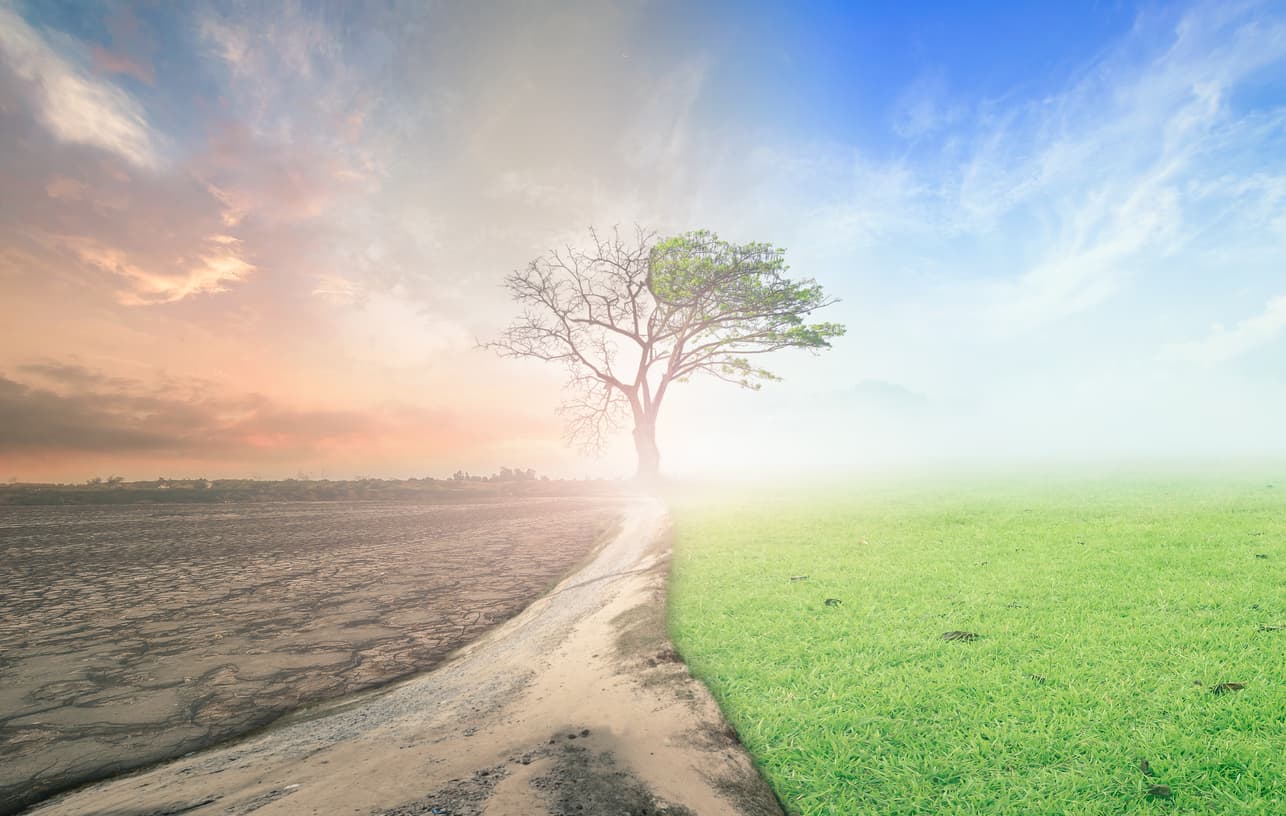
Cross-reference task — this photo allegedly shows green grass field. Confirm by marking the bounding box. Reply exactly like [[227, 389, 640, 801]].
[[668, 477, 1286, 815]]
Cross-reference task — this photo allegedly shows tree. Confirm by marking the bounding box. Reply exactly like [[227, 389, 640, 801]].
[[489, 227, 845, 479]]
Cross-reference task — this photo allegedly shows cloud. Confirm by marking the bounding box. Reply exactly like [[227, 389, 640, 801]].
[[0, 4, 159, 167], [0, 374, 177, 453], [18, 360, 122, 388], [44, 175, 90, 201], [0, 33, 258, 305], [63, 233, 255, 305], [891, 71, 961, 139], [971, 27, 1259, 331], [91, 3, 156, 85], [198, 15, 252, 75], [0, 365, 445, 459], [199, 1, 338, 82], [0, 2, 372, 310], [91, 45, 153, 85], [197, 121, 369, 226], [751, 3, 1286, 338], [988, 179, 1183, 332], [1163, 295, 1286, 364]]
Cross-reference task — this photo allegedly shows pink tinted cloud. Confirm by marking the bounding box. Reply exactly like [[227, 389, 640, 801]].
[[198, 120, 370, 225], [91, 4, 156, 86], [91, 45, 154, 85]]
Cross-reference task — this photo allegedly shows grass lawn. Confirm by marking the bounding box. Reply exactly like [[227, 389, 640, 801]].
[[668, 477, 1286, 815]]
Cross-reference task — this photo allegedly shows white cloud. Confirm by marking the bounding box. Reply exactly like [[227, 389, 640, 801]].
[[746, 4, 1285, 316], [198, 16, 252, 75], [891, 71, 961, 139], [988, 178, 1184, 333], [198, 1, 343, 104], [0, 4, 159, 167], [1163, 295, 1286, 364], [959, 7, 1286, 333]]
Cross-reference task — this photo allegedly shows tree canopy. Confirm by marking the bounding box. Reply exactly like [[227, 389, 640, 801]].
[[489, 227, 845, 478]]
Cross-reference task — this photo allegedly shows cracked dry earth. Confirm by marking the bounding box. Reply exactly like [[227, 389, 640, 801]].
[[0, 498, 622, 814]]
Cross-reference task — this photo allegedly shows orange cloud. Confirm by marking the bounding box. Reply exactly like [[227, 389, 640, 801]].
[[44, 176, 88, 200], [65, 235, 255, 305]]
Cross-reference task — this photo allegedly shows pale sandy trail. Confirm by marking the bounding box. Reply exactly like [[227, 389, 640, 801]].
[[32, 497, 783, 816]]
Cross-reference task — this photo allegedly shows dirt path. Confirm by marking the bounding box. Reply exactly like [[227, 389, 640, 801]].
[[31, 498, 783, 816]]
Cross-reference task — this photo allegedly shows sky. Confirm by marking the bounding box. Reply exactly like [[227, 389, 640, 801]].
[[1, 0, 1284, 482]]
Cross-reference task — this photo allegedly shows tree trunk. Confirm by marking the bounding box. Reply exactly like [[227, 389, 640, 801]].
[[632, 420, 660, 480]]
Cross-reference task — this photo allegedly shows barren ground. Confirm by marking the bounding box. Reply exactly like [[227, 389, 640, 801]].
[[25, 498, 783, 816], [0, 498, 622, 814]]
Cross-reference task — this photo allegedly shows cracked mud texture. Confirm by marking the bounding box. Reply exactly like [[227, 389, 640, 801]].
[[0, 498, 621, 814]]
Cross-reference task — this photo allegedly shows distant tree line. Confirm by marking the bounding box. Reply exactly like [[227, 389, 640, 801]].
[[0, 469, 617, 506], [451, 466, 541, 482]]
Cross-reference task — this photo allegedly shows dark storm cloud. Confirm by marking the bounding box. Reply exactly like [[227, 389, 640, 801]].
[[0, 368, 381, 458], [16, 361, 125, 389], [0, 375, 175, 453], [18, 361, 100, 386]]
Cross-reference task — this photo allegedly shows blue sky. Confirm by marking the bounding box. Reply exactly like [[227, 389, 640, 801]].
[[1, 0, 1284, 479], [676, 1, 1147, 150]]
